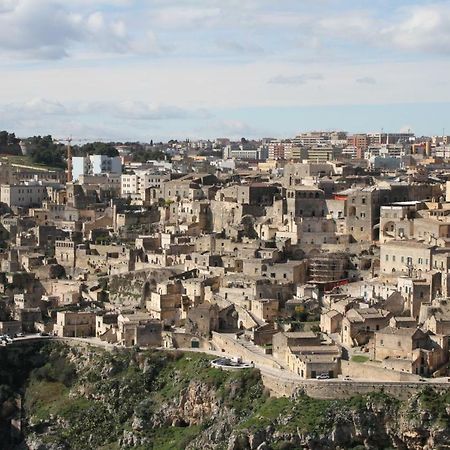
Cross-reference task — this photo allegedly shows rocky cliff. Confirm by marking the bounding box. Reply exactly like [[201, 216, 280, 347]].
[[0, 342, 449, 450]]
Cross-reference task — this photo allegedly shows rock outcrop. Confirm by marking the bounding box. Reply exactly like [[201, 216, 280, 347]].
[[0, 342, 449, 450]]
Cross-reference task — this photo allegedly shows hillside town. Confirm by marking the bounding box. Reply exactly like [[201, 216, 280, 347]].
[[2, 130, 450, 382]]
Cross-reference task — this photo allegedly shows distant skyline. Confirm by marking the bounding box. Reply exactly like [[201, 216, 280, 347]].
[[1, 0, 450, 140]]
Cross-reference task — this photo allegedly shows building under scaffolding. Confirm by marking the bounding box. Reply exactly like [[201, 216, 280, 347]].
[[308, 253, 349, 283]]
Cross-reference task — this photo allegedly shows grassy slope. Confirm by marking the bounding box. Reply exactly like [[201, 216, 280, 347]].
[[0, 155, 64, 171]]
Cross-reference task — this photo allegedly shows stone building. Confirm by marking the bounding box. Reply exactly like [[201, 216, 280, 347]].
[[146, 280, 183, 325], [286, 345, 341, 379], [341, 308, 391, 347], [380, 240, 434, 275], [185, 302, 219, 338], [250, 299, 279, 322], [54, 311, 95, 337], [374, 326, 448, 375], [272, 331, 321, 362], [117, 313, 162, 347]]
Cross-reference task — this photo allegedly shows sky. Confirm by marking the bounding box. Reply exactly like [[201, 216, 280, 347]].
[[1, 0, 450, 141]]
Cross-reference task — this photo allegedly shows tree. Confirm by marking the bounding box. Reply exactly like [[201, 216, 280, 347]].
[[76, 142, 119, 157], [26, 135, 65, 168], [0, 131, 20, 155], [132, 146, 168, 163]]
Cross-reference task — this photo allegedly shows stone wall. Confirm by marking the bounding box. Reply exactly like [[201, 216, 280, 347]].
[[166, 332, 212, 350], [341, 360, 420, 382], [11, 337, 449, 401], [211, 332, 282, 369], [261, 372, 449, 400]]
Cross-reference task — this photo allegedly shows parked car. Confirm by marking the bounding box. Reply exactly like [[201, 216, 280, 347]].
[[39, 332, 49, 337], [316, 373, 330, 380], [343, 375, 352, 381], [14, 332, 25, 338]]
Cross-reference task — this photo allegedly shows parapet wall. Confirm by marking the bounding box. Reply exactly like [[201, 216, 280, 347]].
[[340, 361, 420, 382], [261, 373, 449, 400]]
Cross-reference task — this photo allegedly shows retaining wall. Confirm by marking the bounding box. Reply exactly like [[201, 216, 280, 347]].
[[261, 372, 449, 400], [341, 360, 421, 382], [211, 332, 282, 369]]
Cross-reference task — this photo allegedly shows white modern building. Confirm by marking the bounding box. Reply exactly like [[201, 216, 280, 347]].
[[121, 170, 169, 200], [72, 155, 122, 182]]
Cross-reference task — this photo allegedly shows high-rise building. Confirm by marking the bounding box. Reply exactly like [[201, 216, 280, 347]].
[[72, 155, 122, 182]]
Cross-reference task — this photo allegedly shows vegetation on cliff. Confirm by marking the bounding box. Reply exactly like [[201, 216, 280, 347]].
[[0, 342, 449, 450]]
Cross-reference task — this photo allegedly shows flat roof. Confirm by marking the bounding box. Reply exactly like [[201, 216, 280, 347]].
[[382, 240, 433, 249], [284, 331, 318, 339]]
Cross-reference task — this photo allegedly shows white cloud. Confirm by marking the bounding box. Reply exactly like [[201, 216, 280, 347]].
[[152, 6, 221, 28], [0, 98, 210, 122], [315, 4, 450, 56], [382, 4, 450, 54], [87, 12, 105, 33], [216, 39, 264, 54], [110, 100, 210, 120], [0, 0, 15, 13], [2, 58, 450, 111], [212, 119, 262, 139], [0, 98, 68, 117], [356, 77, 376, 85], [0, 0, 165, 59], [269, 73, 323, 85]]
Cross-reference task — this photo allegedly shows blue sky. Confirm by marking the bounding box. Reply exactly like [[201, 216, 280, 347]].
[[1, 0, 450, 141]]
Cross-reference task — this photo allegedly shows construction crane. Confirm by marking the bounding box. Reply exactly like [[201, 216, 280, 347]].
[[53, 137, 108, 183], [53, 137, 74, 182]]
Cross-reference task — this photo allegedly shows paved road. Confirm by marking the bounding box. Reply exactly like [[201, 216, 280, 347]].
[[5, 334, 450, 386]]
